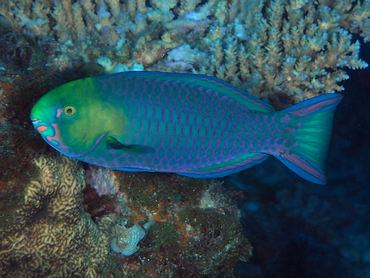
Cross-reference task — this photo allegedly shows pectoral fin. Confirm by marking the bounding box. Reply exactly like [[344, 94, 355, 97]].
[[106, 136, 155, 154]]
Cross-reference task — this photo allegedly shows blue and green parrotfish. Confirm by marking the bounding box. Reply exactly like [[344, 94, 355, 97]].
[[30, 71, 342, 184]]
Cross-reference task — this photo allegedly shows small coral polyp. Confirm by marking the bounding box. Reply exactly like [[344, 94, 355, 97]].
[[111, 224, 145, 256], [111, 219, 155, 256]]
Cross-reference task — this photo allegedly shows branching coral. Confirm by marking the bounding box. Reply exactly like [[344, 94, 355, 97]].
[[0, 155, 115, 277], [236, 0, 368, 103], [2, 0, 369, 103], [1, 0, 189, 67], [196, 0, 369, 105]]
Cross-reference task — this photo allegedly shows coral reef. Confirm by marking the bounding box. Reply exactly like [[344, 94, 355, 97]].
[[86, 172, 252, 276], [1, 0, 369, 104], [0, 155, 115, 277], [1, 1, 370, 277], [0, 6, 255, 275]]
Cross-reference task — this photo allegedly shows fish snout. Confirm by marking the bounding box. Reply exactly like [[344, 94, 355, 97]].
[[31, 118, 49, 134]]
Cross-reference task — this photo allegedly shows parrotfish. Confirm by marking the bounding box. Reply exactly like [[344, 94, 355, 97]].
[[30, 72, 342, 184]]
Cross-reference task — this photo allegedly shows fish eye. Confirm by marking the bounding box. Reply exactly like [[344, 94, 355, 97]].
[[64, 106, 76, 116]]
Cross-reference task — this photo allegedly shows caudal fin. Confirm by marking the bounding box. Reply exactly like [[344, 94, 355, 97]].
[[275, 94, 343, 184]]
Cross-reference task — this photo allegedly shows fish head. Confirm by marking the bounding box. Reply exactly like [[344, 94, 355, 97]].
[[30, 78, 109, 158]]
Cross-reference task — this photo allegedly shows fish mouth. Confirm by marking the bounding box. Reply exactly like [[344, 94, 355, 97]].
[[31, 118, 48, 134], [31, 117, 107, 159], [31, 118, 42, 125]]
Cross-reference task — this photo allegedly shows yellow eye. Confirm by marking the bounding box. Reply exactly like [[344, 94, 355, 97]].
[[64, 106, 76, 116]]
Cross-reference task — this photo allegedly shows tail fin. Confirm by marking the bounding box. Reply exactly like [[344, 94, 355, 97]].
[[275, 94, 343, 184]]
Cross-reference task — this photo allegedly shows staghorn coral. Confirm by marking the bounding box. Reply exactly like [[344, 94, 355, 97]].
[[1, 0, 369, 103], [195, 0, 369, 105], [0, 154, 116, 277]]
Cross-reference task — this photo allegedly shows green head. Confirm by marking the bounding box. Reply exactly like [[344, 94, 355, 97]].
[[30, 77, 121, 158]]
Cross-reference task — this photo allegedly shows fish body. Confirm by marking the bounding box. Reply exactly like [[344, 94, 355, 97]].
[[30, 72, 342, 184]]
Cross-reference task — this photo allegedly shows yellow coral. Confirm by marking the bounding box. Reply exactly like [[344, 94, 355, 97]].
[[0, 155, 114, 277]]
